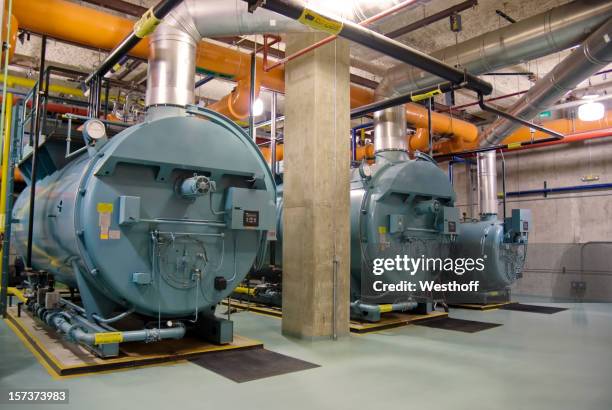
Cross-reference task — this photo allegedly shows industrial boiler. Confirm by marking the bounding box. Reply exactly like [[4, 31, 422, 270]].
[[12, 107, 276, 357], [235, 150, 530, 322]]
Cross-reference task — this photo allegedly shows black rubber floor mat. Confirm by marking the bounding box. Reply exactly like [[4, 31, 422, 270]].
[[499, 303, 567, 314], [414, 317, 502, 333], [189, 347, 320, 383]]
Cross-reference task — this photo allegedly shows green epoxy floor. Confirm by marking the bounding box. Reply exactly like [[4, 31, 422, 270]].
[[1, 303, 611, 410]]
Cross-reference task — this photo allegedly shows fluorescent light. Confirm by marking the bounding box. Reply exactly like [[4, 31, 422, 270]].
[[578, 102, 605, 122], [582, 93, 600, 100], [252, 98, 264, 116]]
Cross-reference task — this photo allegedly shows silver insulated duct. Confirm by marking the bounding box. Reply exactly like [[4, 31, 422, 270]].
[[477, 151, 498, 218], [377, 0, 612, 98], [146, 0, 306, 108], [372, 0, 612, 148], [480, 18, 612, 146]]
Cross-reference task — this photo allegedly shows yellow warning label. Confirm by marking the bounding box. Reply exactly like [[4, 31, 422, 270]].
[[379, 304, 393, 313], [97, 203, 113, 213], [134, 8, 162, 38], [411, 88, 442, 102], [94, 332, 123, 345], [298, 8, 343, 35], [378, 226, 387, 234], [507, 142, 522, 149]]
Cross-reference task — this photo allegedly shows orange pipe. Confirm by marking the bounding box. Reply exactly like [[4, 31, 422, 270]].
[[1, 11, 17, 67], [13, 0, 287, 102], [406, 103, 478, 152], [510, 127, 612, 152], [208, 72, 261, 121], [260, 144, 284, 163], [16, 0, 488, 145], [503, 111, 612, 144], [435, 111, 612, 154], [13, 0, 373, 117]]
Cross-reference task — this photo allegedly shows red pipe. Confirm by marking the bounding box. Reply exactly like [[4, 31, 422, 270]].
[[508, 127, 612, 152], [439, 90, 529, 113], [0, 94, 88, 115]]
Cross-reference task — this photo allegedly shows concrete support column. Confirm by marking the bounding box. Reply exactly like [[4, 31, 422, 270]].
[[281, 33, 350, 340]]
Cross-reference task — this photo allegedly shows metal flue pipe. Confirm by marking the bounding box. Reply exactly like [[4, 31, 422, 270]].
[[85, 0, 183, 87], [480, 18, 612, 146], [146, 0, 307, 110], [477, 151, 498, 218]]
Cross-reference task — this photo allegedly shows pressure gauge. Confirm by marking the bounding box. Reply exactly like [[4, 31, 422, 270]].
[[359, 162, 372, 180], [83, 119, 106, 142]]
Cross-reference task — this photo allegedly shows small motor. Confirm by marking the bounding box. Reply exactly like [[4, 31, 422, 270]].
[[179, 174, 215, 199]]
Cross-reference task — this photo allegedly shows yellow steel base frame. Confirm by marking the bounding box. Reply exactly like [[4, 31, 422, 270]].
[[4, 306, 263, 379], [448, 302, 513, 311], [222, 299, 283, 318], [223, 299, 449, 334]]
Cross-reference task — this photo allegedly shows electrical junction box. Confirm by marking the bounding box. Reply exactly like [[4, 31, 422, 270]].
[[508, 208, 531, 234], [224, 187, 275, 231], [389, 214, 406, 234], [440, 206, 460, 235], [132, 272, 151, 285], [119, 195, 141, 225]]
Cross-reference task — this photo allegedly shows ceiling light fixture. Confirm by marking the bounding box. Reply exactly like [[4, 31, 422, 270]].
[[578, 101, 604, 122]]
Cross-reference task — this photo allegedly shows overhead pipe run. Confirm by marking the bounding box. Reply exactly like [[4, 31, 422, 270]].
[[13, 0, 307, 119], [480, 18, 612, 146], [247, 0, 492, 96], [377, 0, 612, 99], [373, 0, 612, 156]]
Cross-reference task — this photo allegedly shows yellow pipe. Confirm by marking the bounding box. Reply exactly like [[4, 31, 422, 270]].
[[0, 92, 12, 221], [0, 74, 83, 97], [7, 287, 27, 303], [0, 93, 12, 301], [234, 286, 256, 296], [1, 11, 17, 67], [14, 0, 374, 118], [15, 0, 482, 139], [13, 0, 287, 97]]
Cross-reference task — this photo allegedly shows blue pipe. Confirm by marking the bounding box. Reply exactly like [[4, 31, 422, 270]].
[[447, 156, 467, 185], [352, 122, 373, 132], [506, 183, 612, 197], [351, 128, 357, 162]]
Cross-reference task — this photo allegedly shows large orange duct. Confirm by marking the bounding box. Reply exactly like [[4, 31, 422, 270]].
[[434, 111, 612, 154], [503, 111, 612, 144], [406, 103, 478, 152]]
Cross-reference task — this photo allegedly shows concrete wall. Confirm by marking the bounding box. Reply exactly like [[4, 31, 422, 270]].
[[448, 137, 612, 301]]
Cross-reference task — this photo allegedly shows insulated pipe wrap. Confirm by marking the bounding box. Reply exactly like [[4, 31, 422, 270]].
[[481, 18, 612, 146]]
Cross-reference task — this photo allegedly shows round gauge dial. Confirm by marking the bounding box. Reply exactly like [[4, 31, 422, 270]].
[[84, 119, 106, 141]]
